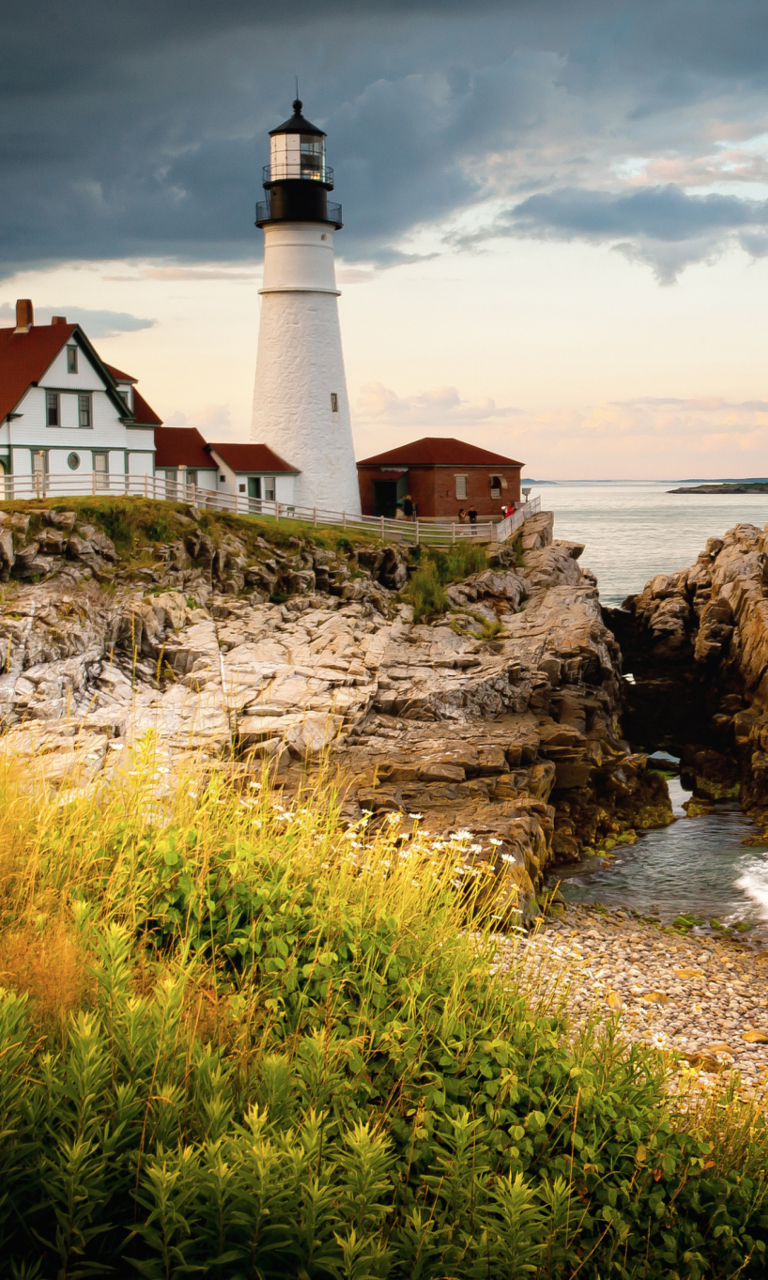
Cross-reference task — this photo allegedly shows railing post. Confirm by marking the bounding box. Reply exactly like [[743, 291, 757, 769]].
[[380, 515, 384, 538], [415, 518, 419, 546], [313, 508, 317, 527], [143, 473, 148, 498], [91, 470, 96, 496], [452, 523, 456, 545], [342, 511, 346, 530], [274, 499, 279, 524]]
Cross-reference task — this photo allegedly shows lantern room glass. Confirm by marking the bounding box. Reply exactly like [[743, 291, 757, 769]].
[[299, 135, 324, 177]]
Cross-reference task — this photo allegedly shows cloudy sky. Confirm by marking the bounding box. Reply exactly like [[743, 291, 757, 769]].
[[4, 0, 768, 477]]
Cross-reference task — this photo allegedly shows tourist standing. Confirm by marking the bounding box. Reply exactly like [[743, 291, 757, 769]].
[[457, 507, 466, 524], [467, 504, 477, 533], [403, 494, 414, 520]]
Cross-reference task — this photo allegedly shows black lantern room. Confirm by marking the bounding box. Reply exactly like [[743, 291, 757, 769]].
[[255, 101, 342, 229]]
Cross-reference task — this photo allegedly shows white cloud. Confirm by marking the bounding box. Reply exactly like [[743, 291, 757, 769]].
[[354, 380, 519, 428]]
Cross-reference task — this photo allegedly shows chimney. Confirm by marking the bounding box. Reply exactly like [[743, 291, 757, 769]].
[[51, 315, 67, 325], [14, 299, 33, 333]]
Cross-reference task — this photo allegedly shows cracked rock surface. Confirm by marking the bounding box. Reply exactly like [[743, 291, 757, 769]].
[[0, 505, 670, 910]]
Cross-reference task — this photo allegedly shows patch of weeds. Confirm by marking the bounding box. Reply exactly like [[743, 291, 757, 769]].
[[407, 560, 449, 622], [450, 608, 502, 641]]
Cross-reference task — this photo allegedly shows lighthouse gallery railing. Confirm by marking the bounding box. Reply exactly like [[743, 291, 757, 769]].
[[0, 472, 540, 546]]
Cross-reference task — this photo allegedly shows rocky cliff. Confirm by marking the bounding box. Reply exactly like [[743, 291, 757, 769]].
[[0, 499, 670, 911], [609, 521, 768, 826]]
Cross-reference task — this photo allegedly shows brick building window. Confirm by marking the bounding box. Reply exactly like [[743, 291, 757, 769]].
[[455, 474, 467, 500], [490, 474, 502, 498]]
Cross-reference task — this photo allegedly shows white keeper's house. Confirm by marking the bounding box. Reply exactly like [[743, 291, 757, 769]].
[[0, 299, 301, 505], [0, 300, 160, 483]]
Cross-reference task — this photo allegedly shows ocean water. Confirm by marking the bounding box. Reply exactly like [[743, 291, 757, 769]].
[[555, 780, 768, 931], [529, 479, 768, 925], [529, 480, 768, 606]]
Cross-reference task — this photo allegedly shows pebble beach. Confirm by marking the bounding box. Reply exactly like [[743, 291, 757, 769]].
[[517, 904, 768, 1091]]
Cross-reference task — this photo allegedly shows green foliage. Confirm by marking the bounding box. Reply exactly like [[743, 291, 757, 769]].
[[407, 559, 449, 622], [406, 542, 489, 622], [0, 762, 767, 1276]]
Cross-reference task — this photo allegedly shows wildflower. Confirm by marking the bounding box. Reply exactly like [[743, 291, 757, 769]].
[[408, 812, 423, 820], [489, 837, 503, 846]]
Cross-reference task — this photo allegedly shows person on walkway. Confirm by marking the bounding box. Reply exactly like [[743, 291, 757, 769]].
[[394, 500, 405, 521], [457, 507, 466, 524], [467, 504, 478, 533], [402, 494, 414, 520]]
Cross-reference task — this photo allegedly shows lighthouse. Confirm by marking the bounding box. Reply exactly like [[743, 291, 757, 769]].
[[251, 100, 361, 514]]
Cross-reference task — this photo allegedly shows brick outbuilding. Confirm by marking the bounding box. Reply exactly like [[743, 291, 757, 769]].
[[357, 436, 523, 520]]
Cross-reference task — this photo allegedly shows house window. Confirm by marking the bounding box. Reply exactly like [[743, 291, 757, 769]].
[[455, 474, 467, 500], [66, 346, 78, 374], [330, 392, 339, 413], [33, 450, 48, 475], [93, 452, 108, 473], [67, 452, 81, 470], [239, 483, 246, 493], [264, 476, 276, 501], [187, 470, 197, 487], [78, 393, 92, 428], [46, 391, 60, 427], [490, 474, 502, 499]]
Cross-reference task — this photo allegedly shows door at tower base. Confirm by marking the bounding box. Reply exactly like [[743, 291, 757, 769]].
[[251, 289, 360, 514]]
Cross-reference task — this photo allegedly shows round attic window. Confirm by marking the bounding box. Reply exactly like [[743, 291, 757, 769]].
[[67, 452, 81, 470]]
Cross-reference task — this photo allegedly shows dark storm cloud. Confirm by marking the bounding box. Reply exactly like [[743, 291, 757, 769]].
[[4, 0, 768, 279], [497, 185, 768, 281]]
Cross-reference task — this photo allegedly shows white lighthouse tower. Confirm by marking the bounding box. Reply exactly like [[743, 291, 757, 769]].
[[250, 100, 361, 514]]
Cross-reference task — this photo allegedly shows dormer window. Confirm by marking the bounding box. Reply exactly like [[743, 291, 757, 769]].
[[118, 384, 133, 411], [66, 346, 78, 374]]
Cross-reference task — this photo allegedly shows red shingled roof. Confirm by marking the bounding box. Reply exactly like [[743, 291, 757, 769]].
[[131, 389, 162, 426], [0, 327, 163, 427], [209, 442, 298, 474], [154, 426, 215, 470], [358, 436, 523, 468], [102, 362, 137, 384], [102, 361, 162, 424], [0, 322, 76, 422]]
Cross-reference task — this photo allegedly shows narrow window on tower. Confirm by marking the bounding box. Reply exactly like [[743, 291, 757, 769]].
[[78, 393, 92, 428], [66, 346, 78, 373], [330, 393, 339, 413], [46, 391, 60, 427]]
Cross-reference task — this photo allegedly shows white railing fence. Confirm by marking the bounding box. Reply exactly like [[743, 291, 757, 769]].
[[2, 472, 542, 546]]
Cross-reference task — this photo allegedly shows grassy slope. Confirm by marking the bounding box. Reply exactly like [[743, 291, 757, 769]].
[[0, 750, 765, 1278]]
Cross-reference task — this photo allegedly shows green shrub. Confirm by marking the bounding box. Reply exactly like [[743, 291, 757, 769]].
[[406, 542, 488, 621], [407, 559, 449, 621], [0, 759, 766, 1276]]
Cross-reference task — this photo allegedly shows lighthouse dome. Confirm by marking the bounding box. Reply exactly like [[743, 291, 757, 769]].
[[269, 99, 325, 138]]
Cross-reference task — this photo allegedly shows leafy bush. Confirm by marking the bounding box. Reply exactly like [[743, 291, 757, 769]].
[[407, 542, 488, 621], [0, 756, 766, 1276], [407, 558, 450, 621]]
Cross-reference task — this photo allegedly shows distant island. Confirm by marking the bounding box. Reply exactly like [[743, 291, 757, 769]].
[[668, 482, 768, 494]]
